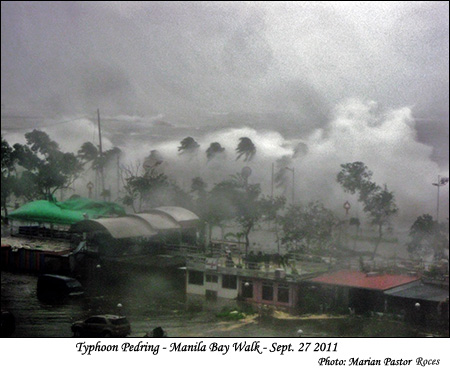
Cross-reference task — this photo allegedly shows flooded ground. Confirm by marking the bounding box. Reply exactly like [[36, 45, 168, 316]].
[[1, 270, 444, 338]]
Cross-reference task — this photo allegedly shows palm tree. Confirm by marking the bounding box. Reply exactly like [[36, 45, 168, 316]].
[[178, 137, 200, 156], [143, 150, 164, 172], [78, 142, 98, 165], [206, 142, 225, 161], [77, 142, 121, 198], [191, 176, 207, 195], [274, 155, 292, 194], [235, 137, 256, 161], [292, 141, 308, 158], [78, 142, 120, 171]]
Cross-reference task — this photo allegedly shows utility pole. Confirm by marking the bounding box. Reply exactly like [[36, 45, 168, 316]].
[[97, 109, 105, 200]]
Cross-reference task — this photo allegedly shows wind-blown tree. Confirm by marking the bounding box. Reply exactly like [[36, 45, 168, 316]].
[[363, 185, 398, 248], [190, 177, 208, 219], [13, 130, 83, 201], [259, 195, 286, 253], [349, 217, 361, 233], [292, 141, 308, 158], [189, 177, 223, 247], [178, 137, 200, 157], [259, 196, 286, 224], [144, 150, 164, 171], [78, 141, 121, 198], [227, 174, 262, 256], [279, 201, 336, 254], [407, 214, 449, 261], [349, 217, 361, 249], [274, 155, 292, 195], [336, 162, 378, 202], [236, 137, 256, 162], [121, 166, 170, 212], [337, 162, 398, 258], [204, 174, 264, 255], [25, 129, 59, 154], [191, 177, 207, 197], [121, 165, 192, 213], [202, 180, 240, 243], [77, 141, 98, 164], [1, 137, 18, 222], [206, 142, 225, 161]]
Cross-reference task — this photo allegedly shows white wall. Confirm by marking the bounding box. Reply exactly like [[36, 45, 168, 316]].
[[186, 270, 239, 299]]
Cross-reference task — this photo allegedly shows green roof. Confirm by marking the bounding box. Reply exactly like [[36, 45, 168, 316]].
[[8, 197, 126, 225]]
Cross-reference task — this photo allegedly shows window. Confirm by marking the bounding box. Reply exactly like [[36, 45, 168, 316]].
[[188, 270, 204, 285], [262, 282, 274, 301], [277, 284, 290, 303], [241, 280, 253, 298], [206, 274, 218, 283], [222, 274, 237, 289]]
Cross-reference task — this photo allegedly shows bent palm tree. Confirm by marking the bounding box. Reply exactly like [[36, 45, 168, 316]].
[[144, 150, 164, 172], [178, 137, 200, 157], [78, 142, 121, 199], [235, 137, 256, 162], [206, 142, 225, 161], [274, 155, 292, 192]]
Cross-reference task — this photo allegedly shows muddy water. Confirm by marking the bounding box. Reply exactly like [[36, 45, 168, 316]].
[[0, 271, 435, 338]]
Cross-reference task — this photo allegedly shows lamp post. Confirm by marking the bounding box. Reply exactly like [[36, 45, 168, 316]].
[[344, 201, 351, 216], [432, 176, 449, 224], [285, 167, 295, 204]]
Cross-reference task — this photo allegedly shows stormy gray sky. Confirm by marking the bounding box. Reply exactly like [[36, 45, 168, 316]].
[[1, 1, 449, 226]]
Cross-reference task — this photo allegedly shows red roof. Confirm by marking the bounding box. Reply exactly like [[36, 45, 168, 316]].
[[309, 270, 419, 291]]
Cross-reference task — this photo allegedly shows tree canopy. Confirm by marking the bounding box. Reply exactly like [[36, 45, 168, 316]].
[[178, 137, 200, 156], [407, 214, 449, 261], [11, 130, 84, 200], [337, 161, 398, 258], [206, 142, 225, 161], [236, 137, 256, 162], [121, 166, 192, 213], [279, 201, 336, 253], [1, 136, 18, 222]]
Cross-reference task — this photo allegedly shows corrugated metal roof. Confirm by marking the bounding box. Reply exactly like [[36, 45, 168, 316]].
[[308, 270, 420, 291], [151, 207, 200, 227], [133, 213, 180, 230], [385, 283, 449, 302], [71, 217, 157, 239], [70, 207, 200, 238]]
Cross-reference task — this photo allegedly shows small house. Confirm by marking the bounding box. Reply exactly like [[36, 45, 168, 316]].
[[304, 270, 420, 314]]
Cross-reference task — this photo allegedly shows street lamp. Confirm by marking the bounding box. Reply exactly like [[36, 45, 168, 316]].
[[343, 201, 351, 216], [285, 167, 295, 204], [432, 176, 449, 224]]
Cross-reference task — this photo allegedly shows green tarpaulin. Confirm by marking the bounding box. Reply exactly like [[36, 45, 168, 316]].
[[8, 197, 126, 225]]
